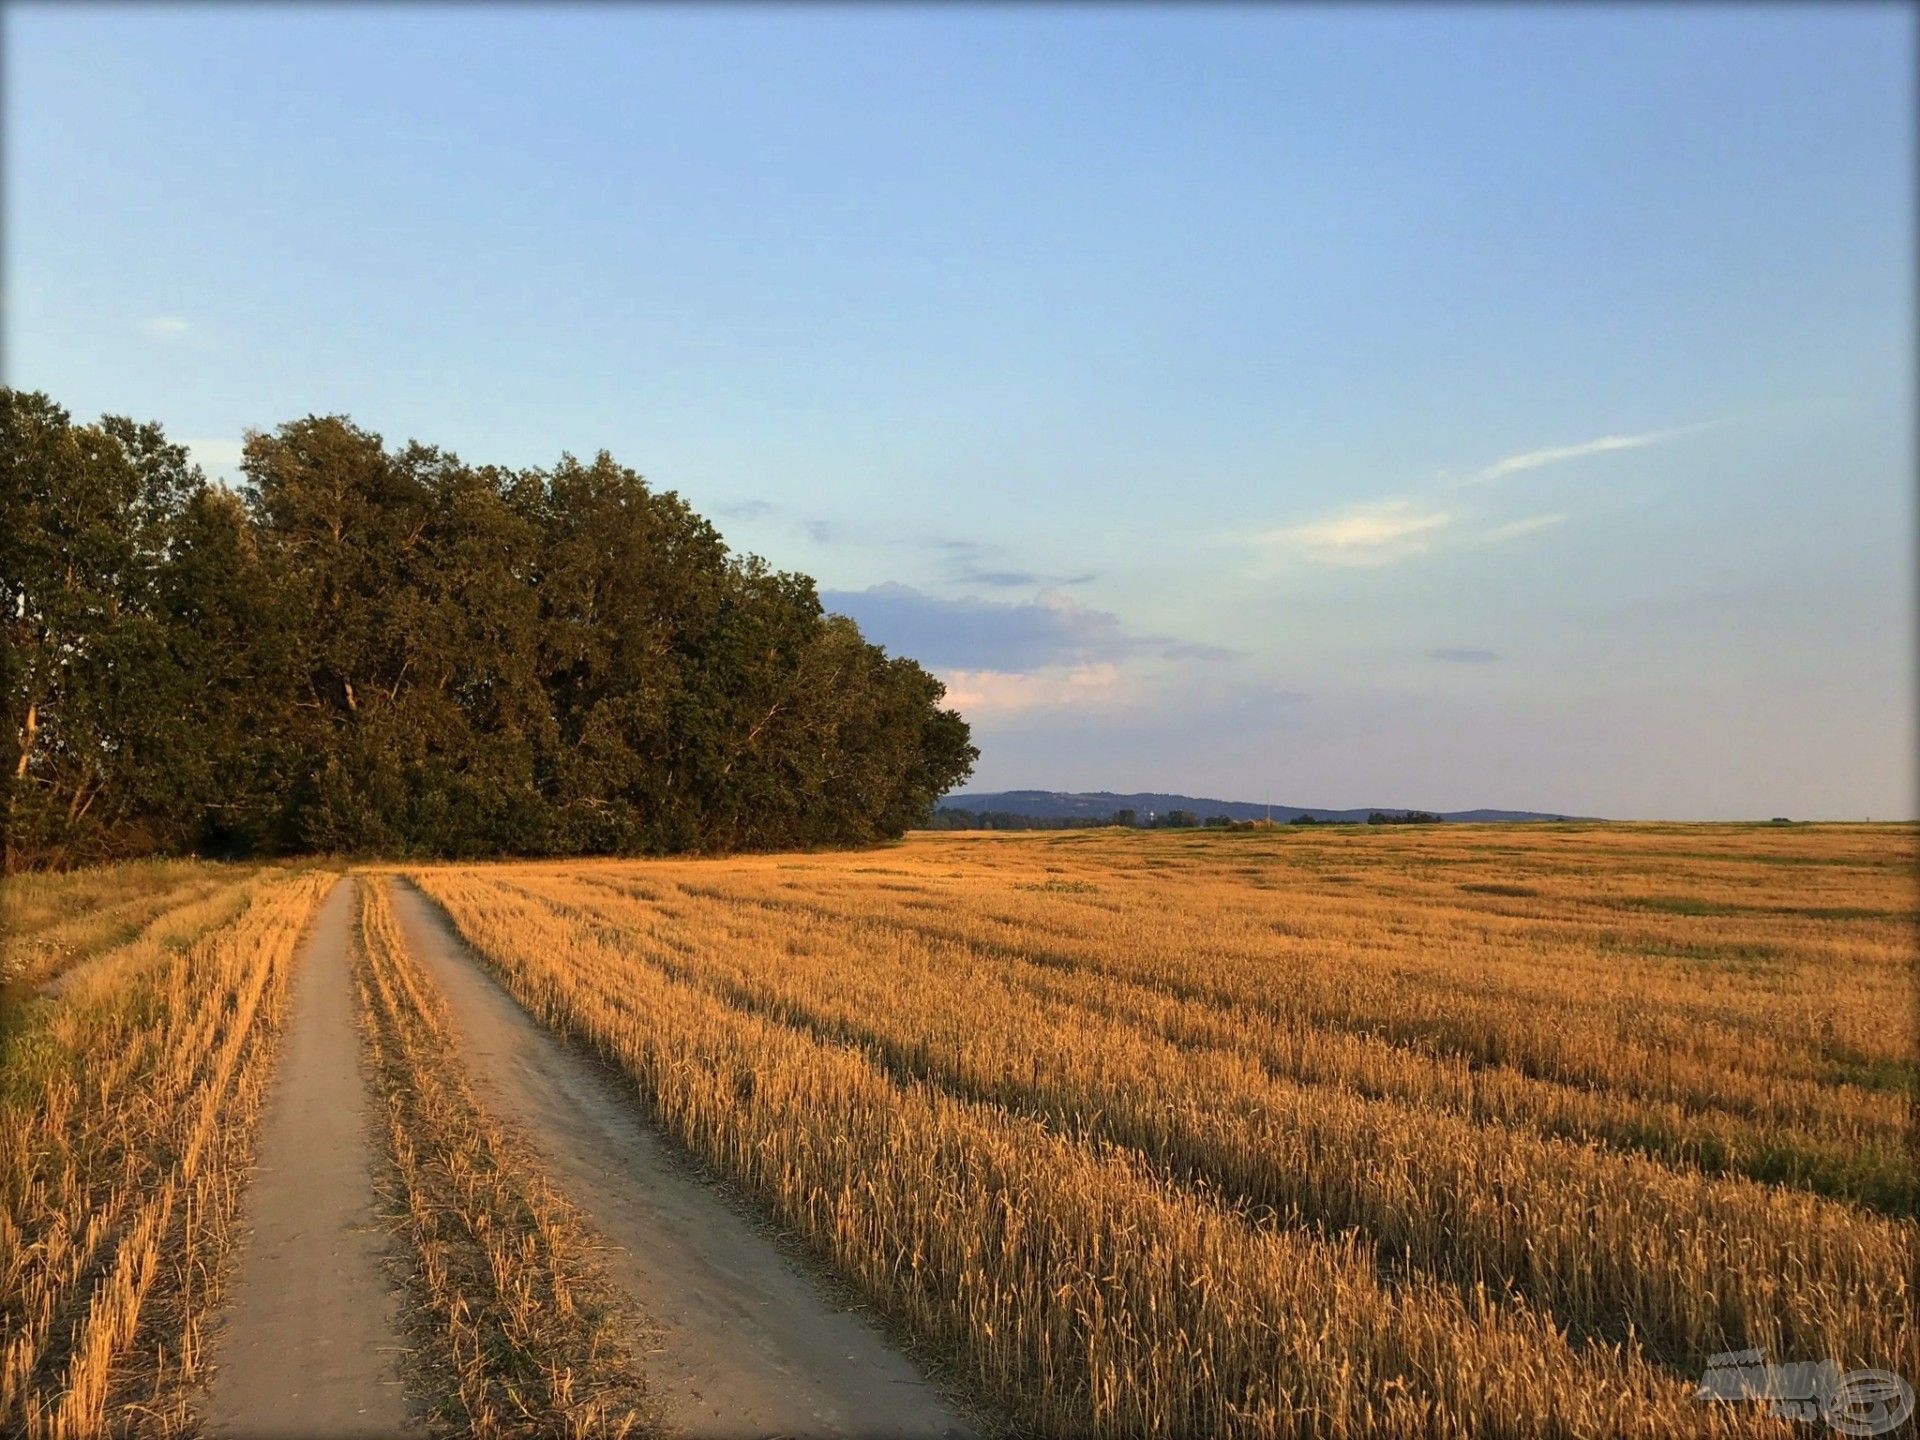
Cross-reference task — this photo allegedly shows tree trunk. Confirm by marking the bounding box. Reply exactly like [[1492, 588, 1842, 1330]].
[[14, 700, 35, 780]]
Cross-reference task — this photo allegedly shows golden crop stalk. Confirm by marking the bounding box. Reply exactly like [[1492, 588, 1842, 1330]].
[[404, 823, 1919, 1438], [0, 868, 330, 1439]]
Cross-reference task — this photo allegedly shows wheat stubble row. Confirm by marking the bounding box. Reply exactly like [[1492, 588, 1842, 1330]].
[[5, 823, 1907, 1437], [0, 867, 331, 1438], [471, 862, 1912, 1377], [409, 829, 1892, 1440]]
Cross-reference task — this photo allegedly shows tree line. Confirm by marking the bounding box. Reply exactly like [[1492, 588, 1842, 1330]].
[[926, 808, 1447, 831], [928, 809, 1246, 831], [924, 809, 1119, 831], [2, 390, 976, 870]]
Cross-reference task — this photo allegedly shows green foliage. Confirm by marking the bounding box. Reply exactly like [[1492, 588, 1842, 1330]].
[[1366, 810, 1442, 825], [2, 391, 975, 868]]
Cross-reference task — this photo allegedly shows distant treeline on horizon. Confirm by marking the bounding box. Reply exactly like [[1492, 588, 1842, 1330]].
[[2, 389, 975, 871], [923, 807, 1446, 831]]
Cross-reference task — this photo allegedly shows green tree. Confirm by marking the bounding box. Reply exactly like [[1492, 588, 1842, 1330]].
[[5, 393, 974, 866], [2, 392, 208, 867]]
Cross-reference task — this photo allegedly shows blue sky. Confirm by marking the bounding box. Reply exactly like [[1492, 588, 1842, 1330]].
[[6, 4, 1912, 818]]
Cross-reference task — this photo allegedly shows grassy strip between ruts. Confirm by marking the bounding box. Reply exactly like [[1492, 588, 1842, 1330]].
[[352, 874, 655, 1439]]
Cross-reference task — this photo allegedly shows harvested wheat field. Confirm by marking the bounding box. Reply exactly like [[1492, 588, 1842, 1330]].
[[1, 864, 333, 1437], [2, 823, 1915, 1437]]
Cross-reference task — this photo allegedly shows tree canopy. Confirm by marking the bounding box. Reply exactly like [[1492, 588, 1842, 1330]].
[[2, 390, 975, 869]]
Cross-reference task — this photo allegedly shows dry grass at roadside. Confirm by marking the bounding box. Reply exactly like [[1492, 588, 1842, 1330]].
[[0, 868, 329, 1439], [0, 859, 242, 992], [352, 875, 654, 1440]]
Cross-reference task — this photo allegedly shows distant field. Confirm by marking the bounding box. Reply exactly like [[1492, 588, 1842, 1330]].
[[411, 823, 1917, 1436], [4, 825, 1914, 1437]]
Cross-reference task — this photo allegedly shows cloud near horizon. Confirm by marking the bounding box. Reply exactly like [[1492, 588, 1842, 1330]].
[[938, 663, 1131, 717], [933, 537, 1096, 590], [821, 582, 1234, 672], [949, 562, 1099, 589]]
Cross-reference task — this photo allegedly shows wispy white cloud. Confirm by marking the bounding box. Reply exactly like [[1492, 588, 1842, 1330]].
[[1252, 499, 1452, 567], [1479, 512, 1567, 543], [1466, 422, 1716, 485], [1243, 418, 1713, 573], [1242, 499, 1572, 571], [140, 315, 193, 339]]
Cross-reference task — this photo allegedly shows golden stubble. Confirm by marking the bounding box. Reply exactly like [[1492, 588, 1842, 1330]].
[[407, 822, 1916, 1438], [0, 866, 331, 1438]]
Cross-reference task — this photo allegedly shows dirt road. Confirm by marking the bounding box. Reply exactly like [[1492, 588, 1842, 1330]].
[[388, 878, 978, 1440], [204, 877, 415, 1438]]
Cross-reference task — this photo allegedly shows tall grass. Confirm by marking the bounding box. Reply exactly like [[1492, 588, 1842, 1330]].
[[0, 869, 329, 1438]]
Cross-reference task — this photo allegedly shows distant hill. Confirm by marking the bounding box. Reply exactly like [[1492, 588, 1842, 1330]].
[[939, 790, 1592, 824]]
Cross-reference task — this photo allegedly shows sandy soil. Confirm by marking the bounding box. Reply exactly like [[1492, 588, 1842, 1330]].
[[203, 877, 416, 1438], [388, 878, 979, 1440]]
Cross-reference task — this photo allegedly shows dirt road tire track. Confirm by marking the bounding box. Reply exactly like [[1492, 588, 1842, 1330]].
[[203, 877, 416, 1438], [388, 877, 978, 1440]]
